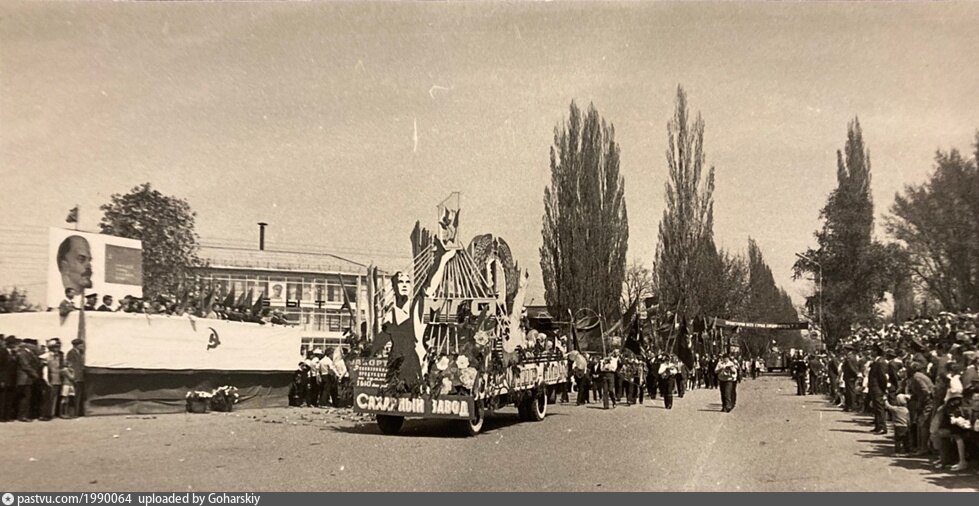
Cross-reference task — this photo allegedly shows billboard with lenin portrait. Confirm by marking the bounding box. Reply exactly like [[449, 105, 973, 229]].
[[46, 228, 143, 310]]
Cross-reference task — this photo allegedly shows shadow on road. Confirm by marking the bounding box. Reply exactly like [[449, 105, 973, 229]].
[[824, 398, 979, 491], [327, 412, 527, 439]]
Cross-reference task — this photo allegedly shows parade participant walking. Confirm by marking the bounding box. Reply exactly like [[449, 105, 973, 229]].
[[600, 352, 619, 410], [716, 354, 739, 412], [791, 353, 808, 395], [657, 355, 677, 410], [707, 354, 719, 389], [676, 358, 687, 399], [571, 352, 591, 405]]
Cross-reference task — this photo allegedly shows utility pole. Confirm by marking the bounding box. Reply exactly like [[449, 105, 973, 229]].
[[795, 252, 823, 340]]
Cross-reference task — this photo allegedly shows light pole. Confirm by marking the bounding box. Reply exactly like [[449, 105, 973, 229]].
[[795, 252, 823, 339]]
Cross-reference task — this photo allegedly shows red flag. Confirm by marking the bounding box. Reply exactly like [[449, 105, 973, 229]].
[[65, 206, 79, 224], [338, 275, 353, 315]]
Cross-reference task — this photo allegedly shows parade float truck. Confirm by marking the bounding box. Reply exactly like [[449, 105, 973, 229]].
[[351, 208, 570, 436], [352, 346, 569, 436]]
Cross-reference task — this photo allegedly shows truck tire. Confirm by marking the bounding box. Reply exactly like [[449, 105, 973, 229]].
[[376, 415, 404, 435], [526, 391, 547, 422], [459, 404, 484, 437]]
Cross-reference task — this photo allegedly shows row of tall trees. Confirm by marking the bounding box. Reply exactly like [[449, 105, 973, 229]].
[[743, 239, 804, 354], [542, 87, 799, 343]]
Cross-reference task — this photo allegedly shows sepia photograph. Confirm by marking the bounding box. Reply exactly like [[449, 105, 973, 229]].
[[1, 0, 978, 497]]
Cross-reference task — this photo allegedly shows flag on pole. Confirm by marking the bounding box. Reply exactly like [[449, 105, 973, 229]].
[[251, 290, 266, 317], [200, 285, 216, 317], [365, 265, 376, 341], [338, 275, 353, 315], [677, 316, 695, 370], [240, 288, 254, 309], [66, 206, 79, 224], [222, 286, 236, 308]]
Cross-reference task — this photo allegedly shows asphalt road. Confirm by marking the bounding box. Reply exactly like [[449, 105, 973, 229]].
[[2, 374, 976, 492]]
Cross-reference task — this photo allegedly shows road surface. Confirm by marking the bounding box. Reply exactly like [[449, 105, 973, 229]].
[[2, 375, 976, 491]]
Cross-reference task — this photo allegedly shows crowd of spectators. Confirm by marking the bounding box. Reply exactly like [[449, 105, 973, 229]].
[[816, 312, 979, 472], [0, 334, 85, 422]]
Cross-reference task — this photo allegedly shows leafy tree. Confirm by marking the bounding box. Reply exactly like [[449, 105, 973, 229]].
[[886, 134, 979, 311], [0, 287, 43, 313], [540, 101, 629, 322], [742, 238, 801, 355], [656, 85, 743, 318], [99, 183, 203, 301], [793, 118, 893, 346], [621, 259, 655, 309]]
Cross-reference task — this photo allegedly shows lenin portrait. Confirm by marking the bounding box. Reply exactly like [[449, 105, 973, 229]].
[[57, 235, 93, 293]]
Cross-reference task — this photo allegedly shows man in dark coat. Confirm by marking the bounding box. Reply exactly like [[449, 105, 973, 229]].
[[868, 346, 890, 434], [15, 339, 41, 422], [907, 361, 935, 455], [842, 347, 861, 412], [66, 339, 85, 417], [0, 335, 14, 422], [791, 354, 808, 395]]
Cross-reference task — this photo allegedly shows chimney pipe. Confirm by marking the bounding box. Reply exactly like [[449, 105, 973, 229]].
[[257, 222, 268, 251]]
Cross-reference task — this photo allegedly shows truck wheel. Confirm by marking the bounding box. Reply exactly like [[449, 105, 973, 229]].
[[526, 391, 547, 422], [459, 404, 484, 437], [376, 415, 404, 435]]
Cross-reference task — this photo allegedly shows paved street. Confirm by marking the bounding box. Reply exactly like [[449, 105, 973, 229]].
[[2, 374, 976, 492]]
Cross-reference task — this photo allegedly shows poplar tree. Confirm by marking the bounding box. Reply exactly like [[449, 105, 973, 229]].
[[541, 101, 629, 322]]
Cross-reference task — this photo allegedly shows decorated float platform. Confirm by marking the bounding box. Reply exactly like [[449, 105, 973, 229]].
[[0, 311, 302, 415]]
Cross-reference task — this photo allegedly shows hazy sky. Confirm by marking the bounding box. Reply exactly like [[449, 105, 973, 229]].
[[2, 1, 978, 307]]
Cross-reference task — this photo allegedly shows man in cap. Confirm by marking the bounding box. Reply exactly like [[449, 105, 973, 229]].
[[791, 352, 808, 396], [83, 293, 98, 312], [66, 338, 85, 417], [907, 360, 935, 455], [42, 338, 65, 420], [15, 338, 41, 421], [868, 345, 889, 434], [841, 345, 861, 412]]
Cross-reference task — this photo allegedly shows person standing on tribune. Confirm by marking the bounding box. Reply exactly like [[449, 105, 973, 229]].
[[716, 354, 739, 412]]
